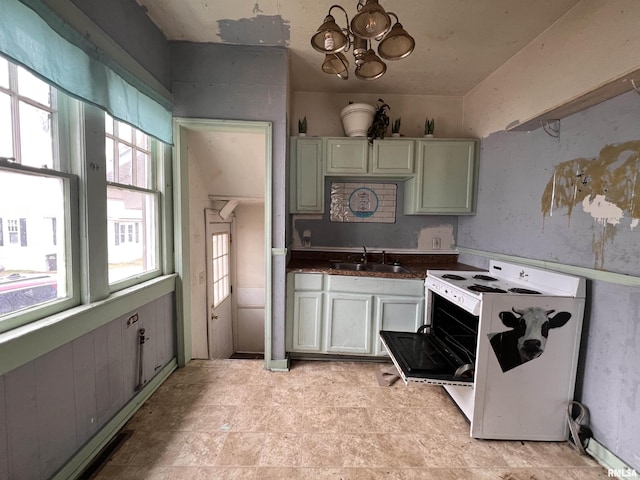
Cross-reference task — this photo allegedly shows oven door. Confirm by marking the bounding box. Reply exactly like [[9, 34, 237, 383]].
[[380, 330, 474, 387]]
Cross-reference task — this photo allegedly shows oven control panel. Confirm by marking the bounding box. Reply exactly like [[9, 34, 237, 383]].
[[425, 277, 481, 315]]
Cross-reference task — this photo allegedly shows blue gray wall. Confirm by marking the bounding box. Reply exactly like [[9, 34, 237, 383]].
[[293, 177, 457, 249], [0, 294, 176, 479], [458, 90, 640, 470], [71, 0, 170, 89], [169, 41, 289, 361]]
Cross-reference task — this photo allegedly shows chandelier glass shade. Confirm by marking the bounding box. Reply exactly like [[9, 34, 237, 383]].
[[322, 53, 350, 79], [310, 1, 414, 80]]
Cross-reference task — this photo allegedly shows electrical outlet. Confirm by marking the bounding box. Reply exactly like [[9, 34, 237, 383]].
[[127, 313, 139, 326], [432, 237, 441, 250]]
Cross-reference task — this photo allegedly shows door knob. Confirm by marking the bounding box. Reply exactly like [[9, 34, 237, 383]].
[[211, 314, 219, 319]]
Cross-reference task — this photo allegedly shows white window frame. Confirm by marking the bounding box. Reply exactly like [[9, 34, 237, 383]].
[[0, 163, 80, 334], [105, 114, 163, 291]]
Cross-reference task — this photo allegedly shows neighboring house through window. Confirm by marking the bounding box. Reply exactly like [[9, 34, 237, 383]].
[[105, 113, 159, 284], [0, 55, 71, 323]]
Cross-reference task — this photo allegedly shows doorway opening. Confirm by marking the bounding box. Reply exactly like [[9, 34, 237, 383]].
[[173, 119, 272, 365]]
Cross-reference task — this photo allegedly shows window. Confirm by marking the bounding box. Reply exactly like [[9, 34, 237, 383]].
[[7, 219, 19, 244], [0, 55, 73, 326], [0, 56, 56, 168], [105, 113, 159, 285], [0, 51, 168, 333], [210, 232, 230, 308]]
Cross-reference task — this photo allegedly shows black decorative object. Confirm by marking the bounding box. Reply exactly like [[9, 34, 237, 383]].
[[368, 98, 390, 143]]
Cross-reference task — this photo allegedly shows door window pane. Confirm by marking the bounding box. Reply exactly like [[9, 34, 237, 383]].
[[211, 232, 230, 308]]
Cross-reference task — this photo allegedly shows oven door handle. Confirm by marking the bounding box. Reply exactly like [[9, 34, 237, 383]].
[[454, 363, 474, 380]]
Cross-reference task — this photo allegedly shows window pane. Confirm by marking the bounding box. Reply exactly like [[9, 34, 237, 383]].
[[117, 120, 132, 143], [107, 187, 157, 283], [19, 102, 53, 168], [136, 129, 148, 149], [105, 112, 113, 135], [0, 93, 12, 158], [17, 67, 51, 107], [0, 169, 68, 318], [117, 143, 133, 185], [135, 151, 151, 188], [0, 57, 8, 88], [105, 137, 115, 182]]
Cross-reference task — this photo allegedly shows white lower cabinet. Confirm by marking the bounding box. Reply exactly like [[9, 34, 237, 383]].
[[292, 291, 323, 351], [373, 295, 424, 356], [325, 293, 373, 354], [287, 273, 424, 356]]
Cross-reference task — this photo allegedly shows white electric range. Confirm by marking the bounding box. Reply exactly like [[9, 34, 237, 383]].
[[380, 260, 586, 440]]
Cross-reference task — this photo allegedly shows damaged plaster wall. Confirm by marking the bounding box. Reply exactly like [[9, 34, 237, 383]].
[[291, 178, 457, 251], [458, 91, 640, 275], [457, 90, 640, 471]]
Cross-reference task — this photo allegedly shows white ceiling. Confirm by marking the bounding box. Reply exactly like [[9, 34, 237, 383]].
[[134, 0, 581, 96]]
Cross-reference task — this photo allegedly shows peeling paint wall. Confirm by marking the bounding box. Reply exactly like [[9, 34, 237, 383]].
[[457, 90, 640, 471], [540, 141, 640, 269]]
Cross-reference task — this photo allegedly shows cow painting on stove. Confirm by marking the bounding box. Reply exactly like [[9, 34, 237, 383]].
[[488, 307, 572, 372]]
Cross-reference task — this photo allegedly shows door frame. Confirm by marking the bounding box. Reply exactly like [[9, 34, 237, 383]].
[[173, 118, 273, 368]]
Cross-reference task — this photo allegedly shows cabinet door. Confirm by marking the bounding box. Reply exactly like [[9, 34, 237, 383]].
[[405, 140, 477, 214], [325, 293, 372, 354], [373, 295, 424, 356], [371, 139, 414, 176], [325, 138, 369, 175], [292, 291, 324, 351], [290, 138, 323, 213]]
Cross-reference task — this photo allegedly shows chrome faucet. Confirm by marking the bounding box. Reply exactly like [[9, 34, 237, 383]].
[[361, 245, 368, 264]]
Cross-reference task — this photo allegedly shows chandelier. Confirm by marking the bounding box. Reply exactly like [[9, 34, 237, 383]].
[[310, 0, 415, 81]]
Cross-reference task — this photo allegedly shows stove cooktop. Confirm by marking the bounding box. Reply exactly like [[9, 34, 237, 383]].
[[428, 260, 585, 299], [433, 271, 547, 293]]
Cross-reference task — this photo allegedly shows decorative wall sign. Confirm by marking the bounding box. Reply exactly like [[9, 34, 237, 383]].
[[330, 182, 396, 223]]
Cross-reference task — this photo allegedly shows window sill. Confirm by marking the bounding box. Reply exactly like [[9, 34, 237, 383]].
[[0, 273, 177, 376]]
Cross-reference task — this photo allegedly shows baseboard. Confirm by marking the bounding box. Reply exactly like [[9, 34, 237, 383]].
[[52, 358, 178, 480], [586, 437, 638, 477], [268, 357, 290, 371]]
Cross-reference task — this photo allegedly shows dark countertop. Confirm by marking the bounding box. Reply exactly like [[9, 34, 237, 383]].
[[287, 250, 482, 280]]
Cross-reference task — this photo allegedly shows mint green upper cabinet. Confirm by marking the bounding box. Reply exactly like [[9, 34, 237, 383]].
[[325, 138, 414, 176], [290, 137, 323, 213], [325, 138, 369, 174], [371, 139, 414, 175], [404, 139, 478, 215]]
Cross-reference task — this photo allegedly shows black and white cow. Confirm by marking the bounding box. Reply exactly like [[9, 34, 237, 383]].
[[489, 307, 572, 372]]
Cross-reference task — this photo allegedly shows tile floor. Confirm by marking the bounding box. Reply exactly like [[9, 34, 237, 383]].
[[93, 359, 607, 479]]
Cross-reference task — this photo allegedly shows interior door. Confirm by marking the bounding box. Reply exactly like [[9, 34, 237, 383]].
[[206, 218, 233, 358]]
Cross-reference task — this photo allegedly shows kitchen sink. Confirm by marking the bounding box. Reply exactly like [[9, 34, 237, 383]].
[[330, 262, 412, 274], [330, 262, 366, 271], [365, 263, 412, 274]]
